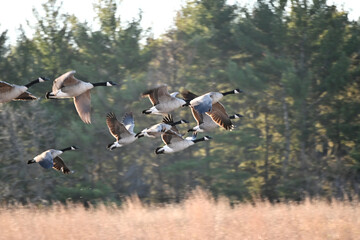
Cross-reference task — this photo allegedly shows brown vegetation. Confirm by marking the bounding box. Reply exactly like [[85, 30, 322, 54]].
[[1, 190, 360, 240]]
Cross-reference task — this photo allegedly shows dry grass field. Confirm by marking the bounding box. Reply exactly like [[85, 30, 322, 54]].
[[1, 190, 360, 240]]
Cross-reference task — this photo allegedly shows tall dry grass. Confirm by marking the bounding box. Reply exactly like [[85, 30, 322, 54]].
[[1, 189, 360, 240]]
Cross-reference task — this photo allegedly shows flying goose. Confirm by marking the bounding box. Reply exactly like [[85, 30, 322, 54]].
[[155, 131, 212, 154], [0, 77, 49, 103], [27, 146, 78, 174], [106, 112, 137, 150], [182, 89, 242, 131], [141, 85, 186, 115], [45, 70, 117, 123], [182, 88, 242, 114], [135, 114, 188, 138]]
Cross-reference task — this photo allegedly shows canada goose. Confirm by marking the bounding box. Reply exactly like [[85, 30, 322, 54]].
[[0, 77, 49, 103], [45, 70, 117, 123], [106, 112, 137, 150], [182, 90, 242, 131], [155, 131, 212, 154], [182, 88, 242, 114], [135, 114, 188, 138], [27, 146, 78, 174], [141, 85, 186, 115]]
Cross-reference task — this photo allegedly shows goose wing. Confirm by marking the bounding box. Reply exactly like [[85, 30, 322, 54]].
[[122, 112, 135, 133], [13, 91, 37, 101], [182, 90, 204, 124], [74, 90, 91, 124], [206, 102, 233, 130], [142, 85, 171, 105], [53, 156, 71, 174], [0, 81, 14, 93], [190, 107, 204, 125], [156, 85, 174, 103], [52, 70, 80, 93], [162, 114, 174, 125], [161, 130, 183, 144], [181, 89, 198, 101], [106, 112, 131, 140]]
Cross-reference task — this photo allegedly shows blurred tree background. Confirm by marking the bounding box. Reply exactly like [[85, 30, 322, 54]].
[[0, 0, 360, 204]]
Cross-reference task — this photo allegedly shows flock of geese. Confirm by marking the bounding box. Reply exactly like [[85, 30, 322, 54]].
[[0, 70, 243, 174]]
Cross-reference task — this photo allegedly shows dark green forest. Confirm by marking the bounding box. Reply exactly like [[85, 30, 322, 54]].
[[0, 0, 360, 205]]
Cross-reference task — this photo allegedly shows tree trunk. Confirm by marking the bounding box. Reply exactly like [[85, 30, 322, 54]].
[[264, 109, 269, 186], [281, 87, 290, 177]]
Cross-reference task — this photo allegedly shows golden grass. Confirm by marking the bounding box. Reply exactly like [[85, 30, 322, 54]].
[[1, 189, 360, 240]]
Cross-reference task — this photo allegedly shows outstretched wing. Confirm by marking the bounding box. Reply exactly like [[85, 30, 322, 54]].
[[162, 114, 174, 125], [74, 90, 91, 124], [142, 85, 171, 105], [190, 107, 203, 125], [53, 156, 71, 174], [181, 89, 198, 101], [106, 112, 130, 140], [13, 91, 37, 101], [0, 81, 14, 93], [53, 70, 80, 93], [122, 112, 135, 133], [161, 130, 183, 144], [206, 102, 233, 130]]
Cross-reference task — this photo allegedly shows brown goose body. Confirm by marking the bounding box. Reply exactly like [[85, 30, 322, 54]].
[[46, 70, 117, 124], [106, 112, 137, 150], [27, 146, 78, 174], [181, 90, 241, 131], [142, 85, 186, 115], [0, 77, 48, 103]]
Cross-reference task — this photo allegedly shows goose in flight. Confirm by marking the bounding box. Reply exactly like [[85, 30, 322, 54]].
[[183, 88, 242, 114], [155, 131, 212, 154], [27, 146, 78, 174], [182, 89, 242, 131], [106, 112, 137, 150], [45, 70, 117, 123], [135, 114, 188, 138], [141, 85, 186, 115], [0, 77, 49, 103]]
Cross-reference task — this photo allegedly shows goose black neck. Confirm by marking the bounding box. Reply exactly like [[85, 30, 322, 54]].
[[27, 159, 36, 164], [193, 137, 206, 143], [60, 147, 74, 152], [172, 120, 183, 126], [222, 89, 238, 96], [25, 79, 41, 88], [92, 82, 108, 87]]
